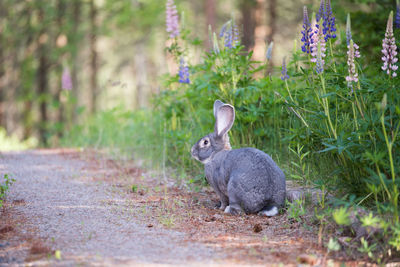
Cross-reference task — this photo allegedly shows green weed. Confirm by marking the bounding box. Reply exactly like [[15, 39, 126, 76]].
[[0, 174, 15, 208], [286, 198, 306, 223]]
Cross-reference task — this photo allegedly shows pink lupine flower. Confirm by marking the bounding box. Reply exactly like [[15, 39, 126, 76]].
[[310, 25, 326, 63], [346, 12, 361, 77], [166, 0, 179, 39], [381, 11, 398, 78], [310, 24, 326, 73], [346, 40, 359, 89], [352, 42, 360, 58], [62, 67, 72, 90]]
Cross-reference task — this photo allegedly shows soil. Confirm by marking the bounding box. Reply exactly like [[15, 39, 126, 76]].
[[0, 149, 364, 266]]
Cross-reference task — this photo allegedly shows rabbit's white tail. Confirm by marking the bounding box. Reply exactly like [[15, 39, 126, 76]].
[[259, 206, 278, 217]]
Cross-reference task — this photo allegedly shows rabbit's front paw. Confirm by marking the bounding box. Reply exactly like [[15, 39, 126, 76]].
[[224, 205, 243, 215]]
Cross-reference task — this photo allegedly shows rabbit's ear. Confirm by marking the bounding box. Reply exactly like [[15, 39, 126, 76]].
[[215, 104, 235, 137], [213, 100, 224, 119]]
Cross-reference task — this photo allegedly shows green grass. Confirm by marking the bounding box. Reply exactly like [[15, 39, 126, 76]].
[[0, 127, 37, 151]]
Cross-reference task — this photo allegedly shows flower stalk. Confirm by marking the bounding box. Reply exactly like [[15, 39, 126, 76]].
[[382, 11, 398, 78], [166, 0, 180, 39]]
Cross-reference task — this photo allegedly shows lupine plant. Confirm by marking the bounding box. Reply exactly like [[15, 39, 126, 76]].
[[166, 0, 179, 39], [178, 57, 190, 84], [381, 11, 398, 78], [301, 7, 313, 54], [322, 0, 336, 41], [280, 57, 289, 81], [62, 67, 73, 91]]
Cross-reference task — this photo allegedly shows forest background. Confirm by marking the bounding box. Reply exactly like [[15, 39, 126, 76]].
[[1, 0, 400, 261]]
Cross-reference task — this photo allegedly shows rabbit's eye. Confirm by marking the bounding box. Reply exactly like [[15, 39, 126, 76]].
[[203, 140, 209, 145]]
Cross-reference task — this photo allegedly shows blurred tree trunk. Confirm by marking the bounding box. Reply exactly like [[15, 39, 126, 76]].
[[21, 4, 36, 139], [89, 0, 98, 114], [4, 51, 18, 135], [37, 7, 49, 145], [56, 0, 66, 138], [23, 100, 33, 139], [0, 1, 5, 128], [71, 0, 82, 122], [268, 0, 277, 44], [205, 0, 216, 51], [265, 0, 276, 69], [240, 0, 256, 51], [134, 42, 147, 109], [252, 0, 266, 62]]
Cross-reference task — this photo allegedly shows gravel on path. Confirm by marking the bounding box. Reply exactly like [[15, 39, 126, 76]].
[[0, 149, 234, 266]]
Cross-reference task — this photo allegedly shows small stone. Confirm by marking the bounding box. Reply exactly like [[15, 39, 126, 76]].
[[0, 226, 13, 234], [297, 254, 317, 265], [204, 216, 216, 222], [147, 224, 153, 228], [253, 223, 262, 233], [286, 190, 304, 203]]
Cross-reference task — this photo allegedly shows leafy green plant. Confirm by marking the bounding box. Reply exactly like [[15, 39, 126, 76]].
[[327, 237, 341, 252], [0, 174, 15, 208], [131, 184, 138, 193], [358, 237, 377, 260], [332, 207, 351, 226], [288, 144, 310, 184], [286, 198, 306, 223]]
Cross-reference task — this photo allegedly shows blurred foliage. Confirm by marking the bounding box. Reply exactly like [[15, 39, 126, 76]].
[[0, 128, 37, 151]]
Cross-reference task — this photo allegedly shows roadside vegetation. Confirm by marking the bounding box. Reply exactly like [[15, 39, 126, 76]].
[[0, 174, 15, 208]]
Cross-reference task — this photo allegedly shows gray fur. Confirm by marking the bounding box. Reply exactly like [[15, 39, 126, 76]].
[[191, 100, 286, 216]]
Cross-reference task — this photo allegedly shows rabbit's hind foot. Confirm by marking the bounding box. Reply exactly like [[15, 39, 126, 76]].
[[224, 205, 243, 215], [258, 206, 278, 217]]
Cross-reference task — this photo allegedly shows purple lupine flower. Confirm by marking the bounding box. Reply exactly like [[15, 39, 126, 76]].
[[316, 0, 324, 23], [315, 42, 324, 74], [62, 67, 72, 90], [382, 11, 398, 78], [346, 13, 352, 46], [310, 25, 326, 67], [346, 40, 359, 90], [219, 21, 230, 38], [166, 0, 179, 39], [395, 5, 400, 29], [224, 26, 233, 48], [221, 21, 239, 49], [232, 24, 240, 45], [322, 0, 336, 41], [178, 57, 190, 84], [301, 6, 313, 54], [281, 57, 289, 81]]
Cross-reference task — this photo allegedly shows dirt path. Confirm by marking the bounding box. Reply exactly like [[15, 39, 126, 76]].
[[0, 149, 328, 266]]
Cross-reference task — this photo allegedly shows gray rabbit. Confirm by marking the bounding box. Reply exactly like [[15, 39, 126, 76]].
[[191, 100, 286, 216]]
